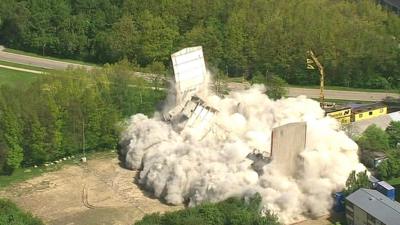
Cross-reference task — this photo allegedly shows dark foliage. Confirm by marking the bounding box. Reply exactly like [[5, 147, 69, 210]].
[[0, 0, 399, 88], [0, 63, 165, 174], [135, 193, 281, 225]]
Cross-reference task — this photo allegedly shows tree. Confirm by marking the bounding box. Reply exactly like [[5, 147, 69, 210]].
[[265, 75, 288, 100], [376, 150, 400, 180], [0, 106, 23, 173], [25, 116, 47, 165], [136, 11, 179, 66], [135, 193, 281, 225], [357, 124, 390, 152], [385, 121, 400, 148], [344, 170, 370, 196]]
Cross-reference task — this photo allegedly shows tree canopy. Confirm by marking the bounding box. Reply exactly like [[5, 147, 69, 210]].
[[357, 124, 390, 152], [385, 121, 400, 149], [344, 170, 370, 196], [0, 63, 165, 174], [377, 150, 400, 180], [1, 0, 400, 88], [135, 193, 281, 225]]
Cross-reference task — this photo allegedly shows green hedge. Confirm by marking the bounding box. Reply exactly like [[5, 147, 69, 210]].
[[135, 194, 281, 225]]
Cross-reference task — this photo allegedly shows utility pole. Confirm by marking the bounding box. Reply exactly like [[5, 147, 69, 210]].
[[307, 50, 325, 108]]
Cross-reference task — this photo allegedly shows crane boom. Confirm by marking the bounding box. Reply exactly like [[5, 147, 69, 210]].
[[307, 50, 325, 107]]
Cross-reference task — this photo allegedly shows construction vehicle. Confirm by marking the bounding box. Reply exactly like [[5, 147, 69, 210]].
[[306, 50, 387, 124]]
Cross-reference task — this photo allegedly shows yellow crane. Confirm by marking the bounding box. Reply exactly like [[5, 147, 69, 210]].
[[306, 50, 328, 108]]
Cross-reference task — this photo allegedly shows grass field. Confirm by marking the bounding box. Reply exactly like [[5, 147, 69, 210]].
[[0, 60, 51, 72], [4, 48, 99, 66], [388, 177, 400, 186], [0, 67, 39, 86]]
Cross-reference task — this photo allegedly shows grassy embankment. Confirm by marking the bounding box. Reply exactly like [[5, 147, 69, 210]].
[[0, 198, 44, 225], [0, 60, 52, 86], [4, 48, 98, 66]]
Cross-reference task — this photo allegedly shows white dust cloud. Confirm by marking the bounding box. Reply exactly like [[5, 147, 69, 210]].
[[119, 80, 364, 224]]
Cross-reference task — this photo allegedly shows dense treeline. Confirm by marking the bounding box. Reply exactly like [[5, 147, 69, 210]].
[[0, 0, 400, 88], [356, 122, 400, 180], [0, 63, 165, 174], [0, 198, 44, 225], [135, 194, 281, 225]]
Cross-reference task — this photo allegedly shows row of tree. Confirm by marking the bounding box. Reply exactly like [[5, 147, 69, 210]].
[[1, 0, 400, 88], [356, 122, 400, 180], [135, 193, 280, 225], [0, 63, 165, 174]]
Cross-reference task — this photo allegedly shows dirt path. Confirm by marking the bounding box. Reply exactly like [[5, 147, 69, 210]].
[[0, 156, 181, 225]]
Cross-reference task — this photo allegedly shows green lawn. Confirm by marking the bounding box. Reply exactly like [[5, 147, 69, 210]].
[[0, 60, 51, 72], [388, 177, 400, 186], [4, 48, 99, 66], [0, 150, 116, 189], [0, 67, 39, 87]]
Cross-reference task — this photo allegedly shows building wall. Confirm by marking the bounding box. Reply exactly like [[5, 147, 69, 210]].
[[326, 108, 351, 118], [346, 201, 385, 225], [270, 122, 306, 176], [338, 116, 351, 124], [353, 107, 387, 122], [354, 205, 368, 225]]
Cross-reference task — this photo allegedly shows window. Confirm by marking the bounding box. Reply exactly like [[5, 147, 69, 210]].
[[369, 111, 373, 116], [367, 214, 376, 223], [346, 201, 354, 208]]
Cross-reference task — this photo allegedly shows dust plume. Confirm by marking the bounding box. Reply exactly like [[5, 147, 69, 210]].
[[119, 78, 364, 224]]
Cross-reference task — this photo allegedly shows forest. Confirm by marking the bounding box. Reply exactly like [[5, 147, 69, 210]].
[[0, 63, 165, 174], [0, 0, 400, 88]]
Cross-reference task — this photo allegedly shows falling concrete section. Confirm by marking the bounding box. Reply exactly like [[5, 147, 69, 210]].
[[271, 122, 307, 176]]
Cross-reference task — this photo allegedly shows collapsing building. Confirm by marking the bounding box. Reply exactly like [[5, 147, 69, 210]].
[[119, 46, 366, 224], [165, 46, 307, 173]]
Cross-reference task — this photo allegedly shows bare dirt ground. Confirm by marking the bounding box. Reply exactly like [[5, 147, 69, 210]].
[[0, 152, 344, 225], [0, 155, 181, 225]]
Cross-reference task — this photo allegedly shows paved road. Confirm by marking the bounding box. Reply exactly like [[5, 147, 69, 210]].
[[1, 46, 398, 101], [0, 47, 94, 70], [287, 87, 399, 102], [226, 82, 399, 101]]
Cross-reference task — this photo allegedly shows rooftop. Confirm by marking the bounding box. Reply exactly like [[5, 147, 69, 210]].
[[349, 102, 386, 114], [346, 188, 400, 225], [350, 111, 400, 134], [381, 0, 400, 10], [377, 181, 395, 190]]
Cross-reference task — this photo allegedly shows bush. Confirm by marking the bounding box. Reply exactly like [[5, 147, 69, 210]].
[[135, 194, 281, 225], [357, 124, 390, 152]]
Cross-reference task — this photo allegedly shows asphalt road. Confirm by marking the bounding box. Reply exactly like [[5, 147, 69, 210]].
[[287, 87, 399, 102], [0, 47, 94, 70], [1, 46, 398, 101]]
